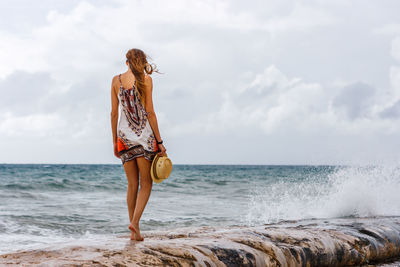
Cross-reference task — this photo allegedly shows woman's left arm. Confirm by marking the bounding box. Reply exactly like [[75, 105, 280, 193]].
[[110, 76, 120, 158], [144, 75, 166, 155]]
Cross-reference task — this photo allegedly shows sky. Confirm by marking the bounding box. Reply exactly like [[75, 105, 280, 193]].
[[0, 0, 400, 165]]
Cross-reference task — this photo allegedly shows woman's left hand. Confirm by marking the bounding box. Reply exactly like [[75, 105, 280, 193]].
[[157, 143, 167, 156]]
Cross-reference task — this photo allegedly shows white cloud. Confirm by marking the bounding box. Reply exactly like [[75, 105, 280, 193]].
[[0, 0, 340, 81], [389, 66, 400, 100], [391, 36, 400, 62], [373, 23, 400, 35], [1, 0, 400, 164], [185, 65, 400, 134], [0, 112, 65, 137]]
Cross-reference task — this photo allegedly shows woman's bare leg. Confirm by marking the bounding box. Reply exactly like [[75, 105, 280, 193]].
[[123, 160, 139, 240], [128, 156, 153, 241]]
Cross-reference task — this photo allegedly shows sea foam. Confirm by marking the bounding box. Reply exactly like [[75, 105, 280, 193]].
[[245, 164, 400, 225]]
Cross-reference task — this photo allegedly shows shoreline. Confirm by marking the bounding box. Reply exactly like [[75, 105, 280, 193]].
[[2, 216, 400, 266]]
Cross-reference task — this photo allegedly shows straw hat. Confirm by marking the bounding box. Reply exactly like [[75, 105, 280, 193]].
[[151, 154, 173, 183]]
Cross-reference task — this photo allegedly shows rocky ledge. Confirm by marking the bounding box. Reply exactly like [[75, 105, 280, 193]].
[[2, 216, 400, 266]]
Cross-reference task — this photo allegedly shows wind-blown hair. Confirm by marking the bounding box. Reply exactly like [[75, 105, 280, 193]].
[[125, 48, 159, 106]]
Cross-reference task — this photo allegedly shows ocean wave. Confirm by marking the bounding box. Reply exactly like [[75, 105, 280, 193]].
[[0, 178, 124, 192], [245, 164, 400, 224]]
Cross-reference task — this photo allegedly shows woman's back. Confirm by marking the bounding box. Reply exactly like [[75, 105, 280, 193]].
[[118, 74, 148, 136], [116, 73, 158, 163]]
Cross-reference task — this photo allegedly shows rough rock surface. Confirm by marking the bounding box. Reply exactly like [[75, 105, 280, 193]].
[[1, 216, 400, 266]]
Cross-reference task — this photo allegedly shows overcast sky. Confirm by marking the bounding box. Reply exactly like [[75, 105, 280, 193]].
[[1, 0, 400, 164]]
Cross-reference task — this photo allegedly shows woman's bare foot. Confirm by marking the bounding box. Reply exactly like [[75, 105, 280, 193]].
[[129, 229, 136, 240], [128, 222, 144, 241]]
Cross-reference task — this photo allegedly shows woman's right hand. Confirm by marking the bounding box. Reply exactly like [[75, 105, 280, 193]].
[[114, 143, 120, 158], [157, 143, 167, 156]]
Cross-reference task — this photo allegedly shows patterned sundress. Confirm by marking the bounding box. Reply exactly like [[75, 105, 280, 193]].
[[116, 74, 159, 164]]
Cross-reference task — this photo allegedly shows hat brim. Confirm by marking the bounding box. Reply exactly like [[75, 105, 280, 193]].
[[151, 154, 166, 183]]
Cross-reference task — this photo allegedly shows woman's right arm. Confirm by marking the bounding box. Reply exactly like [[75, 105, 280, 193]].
[[110, 76, 120, 158]]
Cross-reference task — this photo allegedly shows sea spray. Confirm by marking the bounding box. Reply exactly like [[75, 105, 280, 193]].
[[322, 164, 400, 218], [245, 164, 400, 225]]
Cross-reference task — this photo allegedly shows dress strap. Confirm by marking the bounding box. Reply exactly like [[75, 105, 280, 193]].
[[118, 74, 123, 88]]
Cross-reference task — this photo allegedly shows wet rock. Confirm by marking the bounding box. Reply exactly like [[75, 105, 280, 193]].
[[1, 216, 400, 266]]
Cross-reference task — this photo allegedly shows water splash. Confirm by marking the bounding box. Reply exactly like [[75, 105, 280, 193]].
[[245, 164, 400, 225]]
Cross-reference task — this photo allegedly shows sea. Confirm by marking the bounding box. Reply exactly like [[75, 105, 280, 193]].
[[1, 163, 400, 255]]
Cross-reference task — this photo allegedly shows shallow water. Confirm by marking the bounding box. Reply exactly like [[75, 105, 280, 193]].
[[1, 164, 399, 254]]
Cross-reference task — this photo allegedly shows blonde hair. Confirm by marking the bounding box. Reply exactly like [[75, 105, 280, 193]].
[[125, 48, 159, 106]]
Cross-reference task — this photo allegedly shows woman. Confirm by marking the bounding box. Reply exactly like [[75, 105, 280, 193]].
[[110, 48, 166, 241]]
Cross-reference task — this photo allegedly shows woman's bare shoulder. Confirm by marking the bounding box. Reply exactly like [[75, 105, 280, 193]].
[[112, 74, 120, 84], [111, 74, 121, 90]]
